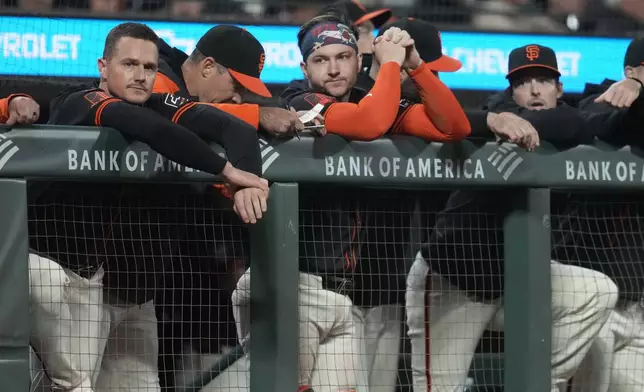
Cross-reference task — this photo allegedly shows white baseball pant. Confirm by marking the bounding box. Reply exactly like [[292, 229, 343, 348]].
[[231, 268, 368, 392], [405, 251, 618, 392], [28, 253, 160, 392], [353, 304, 403, 392], [572, 300, 644, 392]]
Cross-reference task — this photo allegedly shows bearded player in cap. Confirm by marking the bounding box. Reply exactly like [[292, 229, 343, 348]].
[[282, 13, 470, 140], [315, 16, 470, 392], [405, 43, 630, 392], [155, 24, 304, 136], [233, 15, 423, 392]]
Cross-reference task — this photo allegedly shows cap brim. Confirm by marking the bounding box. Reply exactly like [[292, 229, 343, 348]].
[[506, 64, 561, 79], [229, 69, 272, 98], [355, 8, 392, 28], [426, 55, 462, 72]]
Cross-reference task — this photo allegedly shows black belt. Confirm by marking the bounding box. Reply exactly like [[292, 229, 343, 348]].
[[321, 276, 354, 295]]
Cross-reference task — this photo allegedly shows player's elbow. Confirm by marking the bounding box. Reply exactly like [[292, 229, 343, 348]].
[[355, 117, 396, 141], [449, 119, 472, 140]]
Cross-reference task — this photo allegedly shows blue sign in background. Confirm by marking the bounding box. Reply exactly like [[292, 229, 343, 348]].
[[0, 16, 631, 93]]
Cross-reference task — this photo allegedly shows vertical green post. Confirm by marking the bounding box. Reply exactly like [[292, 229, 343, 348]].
[[0, 179, 30, 392], [249, 183, 299, 392], [503, 188, 551, 392]]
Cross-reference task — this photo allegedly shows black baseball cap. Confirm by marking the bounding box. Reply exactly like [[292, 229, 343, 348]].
[[377, 18, 461, 72], [624, 38, 644, 68], [319, 0, 392, 28], [506, 44, 560, 80], [195, 25, 271, 98]]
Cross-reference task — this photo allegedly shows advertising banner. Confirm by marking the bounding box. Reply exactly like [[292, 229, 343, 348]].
[[0, 16, 630, 92]]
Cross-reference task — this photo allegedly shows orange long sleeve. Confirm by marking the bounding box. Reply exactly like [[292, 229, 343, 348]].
[[392, 105, 458, 141], [407, 62, 471, 140], [324, 61, 401, 141], [0, 98, 9, 124], [207, 103, 260, 130]]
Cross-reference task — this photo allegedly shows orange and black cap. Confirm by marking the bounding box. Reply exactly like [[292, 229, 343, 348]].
[[506, 44, 560, 80], [377, 18, 461, 72], [624, 38, 644, 68], [320, 0, 392, 28], [196, 25, 271, 98]]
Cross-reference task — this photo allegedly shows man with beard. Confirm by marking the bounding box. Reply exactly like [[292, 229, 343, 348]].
[[282, 14, 471, 141]]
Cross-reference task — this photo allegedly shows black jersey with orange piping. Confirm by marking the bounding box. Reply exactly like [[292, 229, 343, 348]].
[[48, 85, 262, 176], [282, 65, 401, 299]]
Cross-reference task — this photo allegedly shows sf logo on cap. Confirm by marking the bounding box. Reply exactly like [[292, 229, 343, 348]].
[[526, 45, 540, 61]]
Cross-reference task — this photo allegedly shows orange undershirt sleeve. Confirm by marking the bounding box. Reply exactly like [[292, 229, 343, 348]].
[[323, 61, 401, 140], [153, 73, 181, 95], [206, 103, 260, 130], [392, 105, 461, 141], [0, 98, 9, 124], [407, 62, 471, 140]]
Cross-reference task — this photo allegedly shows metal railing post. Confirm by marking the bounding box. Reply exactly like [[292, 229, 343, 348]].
[[0, 179, 30, 392], [249, 182, 299, 392], [503, 188, 552, 392]]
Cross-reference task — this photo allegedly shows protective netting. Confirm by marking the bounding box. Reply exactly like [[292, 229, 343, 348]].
[[27, 180, 249, 391], [551, 191, 644, 392], [25, 183, 644, 392]]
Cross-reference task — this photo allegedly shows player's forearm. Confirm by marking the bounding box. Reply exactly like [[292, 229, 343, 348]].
[[206, 103, 260, 129], [465, 110, 494, 138], [323, 61, 401, 140], [408, 63, 471, 138], [176, 104, 263, 175], [519, 107, 593, 146], [100, 102, 228, 175], [396, 105, 465, 141]]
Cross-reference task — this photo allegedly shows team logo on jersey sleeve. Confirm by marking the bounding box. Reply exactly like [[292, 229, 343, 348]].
[[83, 91, 110, 107], [163, 94, 188, 108], [303, 93, 336, 108]]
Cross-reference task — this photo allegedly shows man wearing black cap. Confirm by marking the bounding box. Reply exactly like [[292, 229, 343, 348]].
[[405, 43, 628, 392], [155, 24, 304, 136]]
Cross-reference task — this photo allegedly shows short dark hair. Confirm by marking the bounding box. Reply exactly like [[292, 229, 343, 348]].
[[103, 22, 159, 60], [297, 13, 359, 50], [187, 48, 206, 64]]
